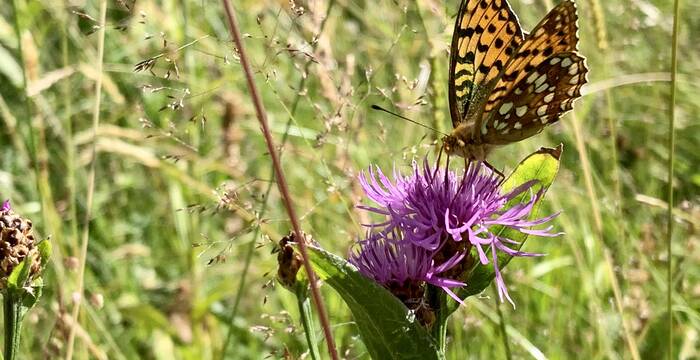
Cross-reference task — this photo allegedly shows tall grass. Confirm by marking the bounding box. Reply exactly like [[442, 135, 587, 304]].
[[667, 0, 681, 357], [64, 0, 108, 358]]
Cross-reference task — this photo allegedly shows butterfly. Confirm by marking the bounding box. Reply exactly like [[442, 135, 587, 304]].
[[442, 0, 588, 160]]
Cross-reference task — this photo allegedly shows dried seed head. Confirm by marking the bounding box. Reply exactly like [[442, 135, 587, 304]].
[[0, 201, 41, 289]]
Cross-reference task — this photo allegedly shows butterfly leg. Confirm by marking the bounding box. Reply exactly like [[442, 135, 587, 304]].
[[483, 160, 505, 180]]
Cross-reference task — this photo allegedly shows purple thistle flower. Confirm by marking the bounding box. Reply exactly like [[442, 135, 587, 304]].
[[1, 200, 10, 212], [348, 231, 465, 304], [357, 159, 561, 306]]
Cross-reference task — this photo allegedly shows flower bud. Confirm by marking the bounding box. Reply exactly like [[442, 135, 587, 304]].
[[0, 200, 41, 289]]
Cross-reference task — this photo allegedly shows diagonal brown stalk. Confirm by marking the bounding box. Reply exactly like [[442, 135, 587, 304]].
[[220, 1, 338, 359]]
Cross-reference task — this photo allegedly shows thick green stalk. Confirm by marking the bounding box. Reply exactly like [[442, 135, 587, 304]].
[[428, 286, 448, 355], [3, 292, 23, 360]]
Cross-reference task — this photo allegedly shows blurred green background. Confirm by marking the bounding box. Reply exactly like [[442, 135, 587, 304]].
[[0, 0, 698, 358]]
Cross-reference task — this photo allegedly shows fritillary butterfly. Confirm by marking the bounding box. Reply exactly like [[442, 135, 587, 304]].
[[442, 0, 588, 160]]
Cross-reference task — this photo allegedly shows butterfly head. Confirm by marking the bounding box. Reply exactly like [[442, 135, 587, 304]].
[[441, 134, 464, 156], [442, 134, 492, 161]]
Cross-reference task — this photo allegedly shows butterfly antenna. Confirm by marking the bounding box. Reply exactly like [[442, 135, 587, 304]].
[[371, 105, 448, 137]]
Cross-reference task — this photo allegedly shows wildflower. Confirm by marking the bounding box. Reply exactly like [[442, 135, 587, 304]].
[[0, 200, 41, 289], [348, 231, 465, 306], [357, 160, 560, 305]]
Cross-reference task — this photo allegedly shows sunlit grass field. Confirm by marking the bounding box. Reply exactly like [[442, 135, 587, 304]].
[[1, 0, 698, 358]]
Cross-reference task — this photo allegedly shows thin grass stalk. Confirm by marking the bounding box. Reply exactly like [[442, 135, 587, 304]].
[[178, 3, 201, 347], [62, 2, 80, 259], [64, 0, 108, 358], [413, 0, 445, 144], [667, 0, 681, 357], [10, 0, 62, 262], [604, 90, 623, 241], [569, 113, 603, 237], [587, 0, 625, 248], [494, 285, 512, 360], [603, 249, 640, 360], [218, 2, 336, 357], [568, 112, 612, 355], [10, 0, 37, 166], [219, 2, 338, 359], [571, 111, 639, 356], [586, 0, 608, 51], [218, 225, 264, 359]]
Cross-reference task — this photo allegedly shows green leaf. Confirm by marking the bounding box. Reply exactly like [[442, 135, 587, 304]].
[[304, 246, 443, 360], [455, 145, 563, 303], [38, 240, 52, 269], [7, 259, 31, 291]]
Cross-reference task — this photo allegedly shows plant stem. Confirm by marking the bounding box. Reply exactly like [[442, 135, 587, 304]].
[[3, 292, 23, 360], [667, 0, 681, 357], [64, 0, 108, 358], [297, 286, 321, 360], [219, 2, 338, 359], [433, 311, 447, 355], [493, 286, 512, 360], [427, 286, 448, 355]]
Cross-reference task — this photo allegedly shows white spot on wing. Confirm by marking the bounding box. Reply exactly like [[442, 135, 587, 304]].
[[569, 74, 580, 85], [498, 102, 513, 115], [561, 58, 573, 68], [544, 93, 554, 103], [513, 122, 522, 129], [537, 105, 547, 116], [549, 58, 561, 65], [568, 63, 579, 75], [515, 106, 527, 117], [534, 74, 547, 88], [526, 72, 539, 84]]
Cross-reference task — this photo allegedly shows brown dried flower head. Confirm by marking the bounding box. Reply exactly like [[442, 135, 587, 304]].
[[0, 200, 41, 289]]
